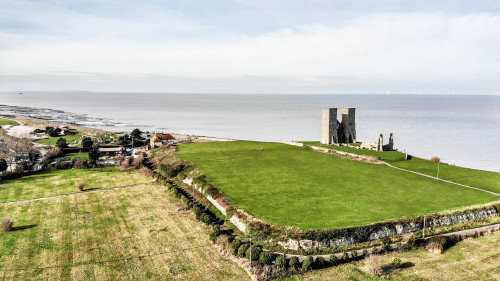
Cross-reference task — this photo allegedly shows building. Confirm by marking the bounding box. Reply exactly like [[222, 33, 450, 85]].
[[150, 133, 177, 148], [321, 108, 356, 145], [99, 147, 125, 157]]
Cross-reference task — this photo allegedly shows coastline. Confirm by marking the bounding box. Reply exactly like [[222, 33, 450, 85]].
[[1, 101, 499, 173]]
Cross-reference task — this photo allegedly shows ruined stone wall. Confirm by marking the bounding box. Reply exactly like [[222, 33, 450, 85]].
[[320, 108, 338, 145], [341, 108, 356, 143]]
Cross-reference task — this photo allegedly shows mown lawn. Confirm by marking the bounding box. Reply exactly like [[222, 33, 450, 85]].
[[35, 134, 83, 147], [0, 117, 19, 126], [176, 141, 499, 229], [280, 231, 500, 281], [302, 141, 500, 194], [0, 169, 151, 203], [65, 153, 89, 160], [0, 178, 249, 280]]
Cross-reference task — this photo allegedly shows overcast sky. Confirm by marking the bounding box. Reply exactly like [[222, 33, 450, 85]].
[[1, 0, 500, 94]]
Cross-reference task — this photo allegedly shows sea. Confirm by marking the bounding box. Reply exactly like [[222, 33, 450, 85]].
[[0, 92, 499, 172]]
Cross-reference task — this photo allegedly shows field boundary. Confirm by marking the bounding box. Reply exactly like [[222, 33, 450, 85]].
[[0, 181, 155, 206]]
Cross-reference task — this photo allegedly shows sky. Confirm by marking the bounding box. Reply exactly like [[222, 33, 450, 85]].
[[1, 0, 500, 94]]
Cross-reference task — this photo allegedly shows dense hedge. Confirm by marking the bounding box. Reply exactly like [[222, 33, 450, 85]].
[[275, 255, 287, 269], [288, 257, 300, 269], [301, 256, 313, 271], [259, 251, 274, 265], [246, 245, 263, 261], [238, 244, 250, 258], [299, 221, 401, 243]]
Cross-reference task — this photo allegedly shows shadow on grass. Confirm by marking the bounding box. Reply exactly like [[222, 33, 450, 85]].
[[381, 262, 415, 275], [82, 187, 101, 192], [12, 224, 37, 231]]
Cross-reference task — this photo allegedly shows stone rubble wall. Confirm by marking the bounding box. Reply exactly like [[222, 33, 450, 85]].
[[278, 207, 498, 250], [182, 178, 227, 216], [229, 215, 247, 233]]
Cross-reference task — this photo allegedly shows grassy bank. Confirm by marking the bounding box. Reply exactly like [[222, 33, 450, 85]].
[[0, 171, 249, 280], [0, 117, 19, 126], [280, 230, 500, 280], [176, 141, 498, 229], [302, 141, 500, 193], [0, 169, 150, 203]]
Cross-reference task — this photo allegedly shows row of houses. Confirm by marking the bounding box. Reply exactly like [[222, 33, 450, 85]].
[[97, 133, 177, 158]]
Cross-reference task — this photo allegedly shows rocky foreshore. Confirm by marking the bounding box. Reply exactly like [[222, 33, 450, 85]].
[[0, 104, 123, 128]]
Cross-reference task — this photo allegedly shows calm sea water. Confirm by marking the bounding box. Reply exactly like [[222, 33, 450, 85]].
[[1, 92, 499, 172]]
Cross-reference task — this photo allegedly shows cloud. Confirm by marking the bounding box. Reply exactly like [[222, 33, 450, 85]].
[[1, 5, 500, 93]]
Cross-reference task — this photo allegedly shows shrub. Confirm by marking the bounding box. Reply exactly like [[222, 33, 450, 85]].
[[259, 251, 274, 265], [77, 182, 85, 191], [55, 161, 72, 170], [238, 243, 250, 258], [209, 225, 220, 242], [199, 213, 213, 225], [390, 257, 402, 268], [426, 235, 448, 254], [302, 256, 313, 271], [246, 245, 263, 261], [73, 160, 87, 169], [275, 255, 287, 269], [366, 255, 383, 276], [430, 156, 440, 163], [341, 252, 349, 260], [231, 240, 242, 255], [1, 218, 14, 232], [314, 256, 326, 269], [140, 167, 153, 177], [382, 243, 391, 252], [362, 249, 368, 256], [372, 246, 379, 254], [329, 255, 339, 265], [289, 256, 300, 269], [351, 250, 358, 258]]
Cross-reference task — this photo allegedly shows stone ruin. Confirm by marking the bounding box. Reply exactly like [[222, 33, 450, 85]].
[[320, 107, 395, 151], [320, 107, 356, 145], [360, 133, 394, 151]]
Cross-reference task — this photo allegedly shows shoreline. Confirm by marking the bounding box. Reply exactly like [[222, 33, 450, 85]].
[[1, 103, 499, 173]]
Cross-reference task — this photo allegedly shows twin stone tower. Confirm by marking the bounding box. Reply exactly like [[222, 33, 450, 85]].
[[321, 108, 356, 145]]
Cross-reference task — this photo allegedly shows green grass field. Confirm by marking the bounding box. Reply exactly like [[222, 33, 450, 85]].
[[65, 153, 89, 160], [302, 141, 500, 193], [35, 134, 83, 147], [281, 231, 500, 280], [0, 117, 19, 126], [176, 141, 499, 229], [0, 170, 249, 280], [0, 169, 151, 203]]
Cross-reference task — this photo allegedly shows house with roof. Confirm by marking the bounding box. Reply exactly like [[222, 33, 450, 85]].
[[150, 133, 177, 148], [99, 147, 125, 157]]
